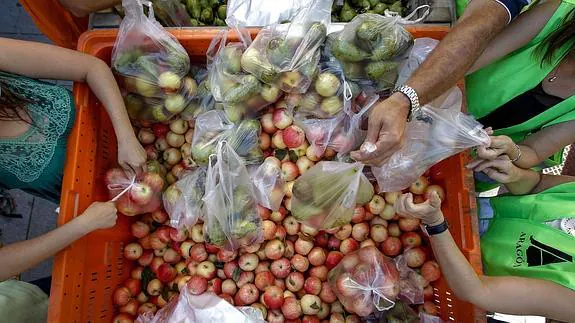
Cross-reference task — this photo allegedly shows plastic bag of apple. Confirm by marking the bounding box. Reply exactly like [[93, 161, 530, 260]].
[[105, 168, 164, 216], [207, 28, 282, 121]]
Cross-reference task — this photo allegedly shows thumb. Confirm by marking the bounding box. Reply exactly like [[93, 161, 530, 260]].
[[352, 118, 382, 159], [429, 191, 442, 208]]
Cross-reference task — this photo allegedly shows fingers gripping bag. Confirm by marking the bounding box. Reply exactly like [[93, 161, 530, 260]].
[[112, 0, 192, 122], [191, 110, 263, 166], [228, 0, 331, 93], [328, 246, 400, 317], [202, 141, 263, 251], [136, 288, 265, 323], [162, 168, 206, 230], [207, 28, 282, 120], [291, 161, 374, 229], [105, 167, 165, 216], [329, 8, 430, 93], [372, 87, 490, 192], [249, 158, 285, 211]]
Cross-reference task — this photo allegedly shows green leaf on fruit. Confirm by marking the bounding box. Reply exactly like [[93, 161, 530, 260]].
[[310, 302, 320, 310], [215, 261, 225, 269], [232, 268, 242, 282], [275, 149, 288, 161], [161, 285, 170, 301], [141, 267, 156, 297], [289, 150, 298, 162]]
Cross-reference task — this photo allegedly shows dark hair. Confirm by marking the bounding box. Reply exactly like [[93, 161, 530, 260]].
[[0, 80, 34, 125], [536, 8, 575, 66]]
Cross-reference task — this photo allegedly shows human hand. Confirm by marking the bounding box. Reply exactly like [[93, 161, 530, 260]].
[[395, 192, 444, 226], [468, 155, 524, 184], [118, 137, 146, 173], [79, 201, 118, 232], [466, 135, 516, 169], [350, 93, 410, 166]]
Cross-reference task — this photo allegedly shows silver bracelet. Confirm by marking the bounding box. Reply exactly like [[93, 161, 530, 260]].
[[510, 144, 522, 162]]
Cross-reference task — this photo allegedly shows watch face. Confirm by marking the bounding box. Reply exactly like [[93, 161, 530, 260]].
[[561, 218, 575, 236]]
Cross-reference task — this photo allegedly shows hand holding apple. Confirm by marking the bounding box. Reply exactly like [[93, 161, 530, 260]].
[[395, 192, 444, 226]]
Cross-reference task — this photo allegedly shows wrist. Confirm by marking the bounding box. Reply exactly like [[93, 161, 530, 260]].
[[69, 216, 94, 236], [424, 212, 445, 226], [389, 92, 411, 118]]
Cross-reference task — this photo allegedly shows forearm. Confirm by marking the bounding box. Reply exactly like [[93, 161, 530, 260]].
[[532, 174, 575, 193], [504, 168, 541, 195], [512, 144, 542, 169], [0, 218, 89, 281], [86, 61, 137, 142], [59, 0, 121, 17], [406, 0, 509, 104]]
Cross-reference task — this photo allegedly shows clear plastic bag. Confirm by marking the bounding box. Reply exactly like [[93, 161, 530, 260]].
[[112, 0, 193, 122], [162, 168, 206, 230], [191, 110, 263, 166], [371, 87, 490, 192], [202, 141, 263, 251], [151, 0, 193, 27], [249, 158, 285, 211], [420, 312, 445, 323], [327, 246, 400, 317], [136, 288, 265, 323], [226, 0, 308, 27], [290, 161, 374, 229], [329, 12, 418, 93], [395, 37, 439, 87], [105, 167, 164, 216], [395, 255, 424, 305], [385, 301, 419, 323], [229, 0, 331, 93], [207, 28, 281, 120]]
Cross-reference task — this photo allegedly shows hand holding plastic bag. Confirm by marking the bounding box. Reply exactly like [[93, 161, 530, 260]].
[[328, 246, 400, 317], [230, 0, 331, 93], [291, 161, 374, 229], [105, 168, 164, 216], [250, 158, 285, 211], [163, 168, 206, 230], [136, 289, 265, 323], [207, 28, 281, 119], [112, 0, 193, 122], [371, 88, 490, 192], [191, 110, 263, 166], [202, 141, 263, 251]]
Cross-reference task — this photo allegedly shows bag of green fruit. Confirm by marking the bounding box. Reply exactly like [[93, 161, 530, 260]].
[[329, 8, 429, 94], [227, 0, 331, 93], [249, 158, 285, 211], [291, 161, 374, 229], [162, 168, 206, 230], [112, 0, 193, 122], [202, 141, 263, 251], [191, 110, 264, 166], [151, 0, 193, 27], [207, 28, 282, 120]]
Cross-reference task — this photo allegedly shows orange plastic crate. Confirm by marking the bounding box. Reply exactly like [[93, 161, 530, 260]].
[[50, 26, 485, 323]]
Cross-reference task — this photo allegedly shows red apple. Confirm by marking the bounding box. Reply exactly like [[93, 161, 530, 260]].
[[368, 224, 387, 243], [291, 254, 310, 272], [303, 315, 320, 323], [169, 227, 187, 242], [283, 125, 305, 148], [309, 266, 328, 282], [189, 244, 208, 262], [325, 251, 344, 270], [339, 238, 359, 254], [259, 132, 271, 150], [138, 250, 154, 266], [131, 221, 150, 239], [113, 287, 132, 306], [131, 267, 144, 280], [401, 232, 422, 248], [263, 220, 278, 240], [351, 296, 375, 317], [207, 278, 222, 294], [220, 293, 234, 305], [187, 275, 208, 295], [175, 275, 191, 290], [367, 195, 385, 215], [273, 108, 293, 130], [381, 237, 402, 257], [286, 271, 305, 292], [404, 247, 427, 268], [236, 283, 259, 306], [281, 161, 299, 181], [138, 303, 157, 316], [256, 261, 271, 274], [271, 258, 291, 279], [282, 297, 302, 320], [197, 261, 217, 279], [351, 223, 370, 242], [360, 239, 376, 248], [157, 263, 177, 283], [261, 112, 277, 134], [410, 176, 430, 195], [300, 224, 319, 237], [216, 249, 237, 262], [150, 257, 165, 273], [330, 313, 345, 323], [258, 204, 272, 220], [271, 207, 288, 222], [319, 283, 337, 303], [263, 286, 285, 309], [334, 273, 360, 299], [308, 247, 327, 267], [223, 261, 239, 280], [124, 242, 143, 260], [351, 207, 366, 224], [112, 313, 134, 323], [222, 279, 237, 295], [296, 156, 314, 174], [237, 271, 255, 288], [398, 217, 421, 232], [333, 224, 352, 240], [274, 278, 286, 291], [295, 237, 314, 256], [304, 276, 322, 295], [317, 301, 330, 319], [267, 309, 285, 323], [163, 248, 181, 264], [129, 183, 154, 206], [265, 239, 286, 260], [340, 254, 360, 272], [284, 240, 295, 258], [301, 294, 322, 315], [423, 285, 434, 301], [239, 253, 260, 272], [255, 271, 275, 291], [387, 222, 401, 237], [272, 130, 287, 149], [421, 260, 441, 282], [327, 237, 341, 251], [424, 185, 445, 201], [190, 224, 204, 243], [146, 279, 162, 296]]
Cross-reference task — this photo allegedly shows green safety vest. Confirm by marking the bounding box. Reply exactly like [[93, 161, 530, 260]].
[[481, 182, 575, 290], [466, 0, 575, 144]]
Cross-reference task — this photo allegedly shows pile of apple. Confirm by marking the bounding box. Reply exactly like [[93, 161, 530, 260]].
[[112, 102, 445, 323]]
